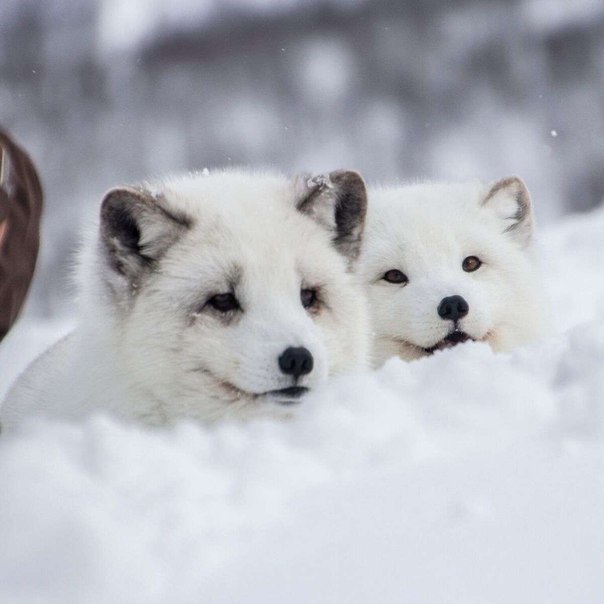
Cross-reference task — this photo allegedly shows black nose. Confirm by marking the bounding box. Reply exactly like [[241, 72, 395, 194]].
[[437, 295, 469, 321], [278, 347, 314, 378]]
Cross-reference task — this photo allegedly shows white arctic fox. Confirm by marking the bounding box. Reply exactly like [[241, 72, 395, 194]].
[[1, 169, 369, 428], [360, 177, 544, 366]]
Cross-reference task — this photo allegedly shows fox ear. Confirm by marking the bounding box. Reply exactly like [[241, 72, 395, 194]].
[[100, 186, 191, 286], [482, 176, 533, 246], [295, 169, 368, 264]]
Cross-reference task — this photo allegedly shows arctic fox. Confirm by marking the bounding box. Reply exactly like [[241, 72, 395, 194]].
[[1, 169, 369, 427], [360, 177, 544, 366]]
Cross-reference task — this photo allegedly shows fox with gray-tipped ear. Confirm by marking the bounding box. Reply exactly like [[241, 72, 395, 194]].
[[1, 168, 370, 429], [481, 176, 534, 246], [358, 176, 544, 367]]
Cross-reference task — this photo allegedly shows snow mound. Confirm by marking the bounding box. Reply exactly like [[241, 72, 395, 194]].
[[1, 207, 604, 603]]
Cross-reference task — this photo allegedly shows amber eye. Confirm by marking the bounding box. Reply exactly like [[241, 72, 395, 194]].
[[462, 256, 482, 272], [208, 293, 240, 313], [383, 269, 408, 284], [301, 288, 319, 310]]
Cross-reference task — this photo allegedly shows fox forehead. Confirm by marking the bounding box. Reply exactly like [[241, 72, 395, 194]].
[[151, 214, 344, 304], [165, 208, 339, 270], [363, 216, 497, 275], [363, 184, 519, 271], [152, 171, 336, 250]]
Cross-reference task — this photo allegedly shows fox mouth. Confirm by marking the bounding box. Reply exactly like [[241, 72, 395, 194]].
[[212, 378, 310, 405], [189, 367, 310, 405], [267, 386, 309, 405], [391, 329, 491, 359], [423, 330, 473, 354]]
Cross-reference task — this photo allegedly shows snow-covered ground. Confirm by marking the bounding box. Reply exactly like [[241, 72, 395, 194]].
[[1, 207, 604, 603]]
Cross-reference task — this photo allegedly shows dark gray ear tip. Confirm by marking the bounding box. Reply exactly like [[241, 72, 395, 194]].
[[483, 175, 534, 245], [294, 169, 368, 263], [101, 186, 146, 212], [330, 169, 367, 192], [507, 175, 530, 195], [513, 177, 531, 201], [100, 187, 160, 231], [330, 170, 368, 215], [100, 188, 134, 223], [483, 176, 533, 216], [487, 176, 531, 199], [100, 188, 120, 213], [507, 175, 528, 187], [514, 179, 532, 216], [100, 188, 146, 256]]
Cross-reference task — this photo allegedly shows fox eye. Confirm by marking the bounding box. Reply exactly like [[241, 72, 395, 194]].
[[462, 256, 482, 272], [208, 293, 240, 313], [383, 269, 408, 284], [301, 288, 319, 310]]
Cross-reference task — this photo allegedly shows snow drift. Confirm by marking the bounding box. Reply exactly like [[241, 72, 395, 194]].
[[1, 207, 604, 603]]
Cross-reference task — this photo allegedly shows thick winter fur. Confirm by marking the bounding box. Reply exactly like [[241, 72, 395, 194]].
[[1, 169, 369, 428], [360, 177, 544, 366]]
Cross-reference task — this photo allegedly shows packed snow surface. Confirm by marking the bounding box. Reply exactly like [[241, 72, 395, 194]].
[[1, 208, 604, 603]]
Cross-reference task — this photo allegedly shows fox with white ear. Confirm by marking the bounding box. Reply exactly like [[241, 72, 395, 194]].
[[360, 177, 544, 365], [1, 169, 370, 428]]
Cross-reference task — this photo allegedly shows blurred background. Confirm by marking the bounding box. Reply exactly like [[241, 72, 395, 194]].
[[2, 0, 604, 317]]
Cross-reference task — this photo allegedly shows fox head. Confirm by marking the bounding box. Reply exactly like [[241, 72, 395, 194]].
[[360, 177, 544, 365], [83, 169, 369, 422]]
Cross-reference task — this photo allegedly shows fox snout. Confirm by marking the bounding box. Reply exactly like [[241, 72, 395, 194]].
[[437, 295, 469, 322], [278, 346, 314, 379]]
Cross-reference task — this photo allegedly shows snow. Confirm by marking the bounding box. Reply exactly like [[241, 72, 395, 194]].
[[2, 207, 604, 603]]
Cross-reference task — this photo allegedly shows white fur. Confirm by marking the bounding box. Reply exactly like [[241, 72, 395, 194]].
[[360, 178, 545, 366], [1, 169, 369, 428]]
